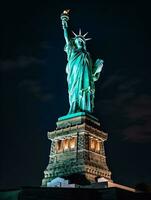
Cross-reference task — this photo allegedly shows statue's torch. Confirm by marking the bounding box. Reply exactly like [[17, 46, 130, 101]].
[[60, 9, 70, 29]]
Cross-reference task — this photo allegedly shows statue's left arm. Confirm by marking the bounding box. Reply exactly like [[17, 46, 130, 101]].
[[93, 59, 104, 82]]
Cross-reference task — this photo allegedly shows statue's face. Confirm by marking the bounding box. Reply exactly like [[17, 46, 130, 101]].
[[75, 38, 85, 49]]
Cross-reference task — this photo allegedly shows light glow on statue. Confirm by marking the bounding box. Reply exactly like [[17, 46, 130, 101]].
[[61, 10, 104, 114]]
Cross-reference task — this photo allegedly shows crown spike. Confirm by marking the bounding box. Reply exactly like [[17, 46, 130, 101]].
[[72, 31, 77, 37], [83, 32, 88, 37], [85, 38, 92, 41], [79, 28, 81, 35]]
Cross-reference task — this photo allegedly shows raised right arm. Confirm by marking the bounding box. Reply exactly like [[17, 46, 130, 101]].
[[61, 10, 70, 45], [62, 21, 70, 44]]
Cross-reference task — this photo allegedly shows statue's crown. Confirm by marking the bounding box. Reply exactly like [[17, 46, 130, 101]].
[[72, 29, 91, 42]]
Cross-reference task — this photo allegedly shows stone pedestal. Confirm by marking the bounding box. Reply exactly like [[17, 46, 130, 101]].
[[42, 112, 112, 186]]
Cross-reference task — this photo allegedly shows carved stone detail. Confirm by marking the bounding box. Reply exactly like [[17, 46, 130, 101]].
[[42, 114, 112, 186]]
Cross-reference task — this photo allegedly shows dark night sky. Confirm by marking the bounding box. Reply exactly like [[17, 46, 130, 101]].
[[1, 0, 151, 189]]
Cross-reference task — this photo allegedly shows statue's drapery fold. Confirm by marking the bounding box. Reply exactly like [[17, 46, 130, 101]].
[[61, 11, 103, 114], [65, 40, 96, 114]]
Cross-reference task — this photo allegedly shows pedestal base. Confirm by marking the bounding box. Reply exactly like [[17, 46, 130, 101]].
[[42, 112, 112, 186]]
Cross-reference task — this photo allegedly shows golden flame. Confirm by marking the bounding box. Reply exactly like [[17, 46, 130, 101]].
[[63, 9, 70, 14]]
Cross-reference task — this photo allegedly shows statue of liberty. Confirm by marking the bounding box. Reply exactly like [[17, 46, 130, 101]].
[[61, 10, 103, 114]]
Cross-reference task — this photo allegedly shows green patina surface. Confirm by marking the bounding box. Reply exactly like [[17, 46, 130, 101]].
[[58, 112, 98, 121], [61, 10, 103, 115]]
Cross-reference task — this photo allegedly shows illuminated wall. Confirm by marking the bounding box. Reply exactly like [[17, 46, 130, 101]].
[[56, 137, 76, 153]]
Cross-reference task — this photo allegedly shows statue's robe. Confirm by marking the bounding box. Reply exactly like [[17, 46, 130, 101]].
[[65, 40, 103, 114]]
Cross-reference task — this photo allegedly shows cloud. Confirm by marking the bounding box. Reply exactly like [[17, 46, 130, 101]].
[[96, 70, 151, 143], [122, 121, 151, 142], [121, 95, 151, 142], [19, 80, 54, 102], [40, 41, 56, 50], [125, 95, 151, 120], [0, 56, 45, 71], [101, 70, 126, 90]]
